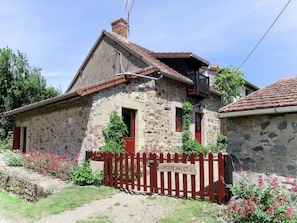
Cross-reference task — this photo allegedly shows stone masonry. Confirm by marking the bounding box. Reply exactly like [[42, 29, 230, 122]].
[[227, 113, 297, 177], [15, 76, 222, 162]]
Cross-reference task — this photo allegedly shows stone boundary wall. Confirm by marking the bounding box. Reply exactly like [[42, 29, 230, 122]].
[[227, 113, 297, 177], [0, 169, 48, 202]]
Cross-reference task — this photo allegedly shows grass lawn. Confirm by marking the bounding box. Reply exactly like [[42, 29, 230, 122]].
[[0, 186, 118, 222], [0, 186, 225, 223]]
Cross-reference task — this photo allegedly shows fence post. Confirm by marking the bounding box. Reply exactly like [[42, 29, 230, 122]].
[[85, 151, 91, 161], [218, 153, 225, 203], [190, 153, 196, 199], [224, 154, 233, 202], [149, 153, 157, 193], [199, 153, 205, 200], [182, 153, 188, 199], [208, 153, 214, 202], [103, 152, 109, 186]]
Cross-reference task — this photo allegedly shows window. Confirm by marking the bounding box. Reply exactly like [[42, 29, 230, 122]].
[[175, 107, 183, 132]]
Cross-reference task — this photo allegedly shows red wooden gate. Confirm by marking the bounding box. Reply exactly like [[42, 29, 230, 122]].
[[90, 152, 232, 203]]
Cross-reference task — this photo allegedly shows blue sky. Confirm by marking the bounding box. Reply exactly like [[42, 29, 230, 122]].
[[0, 0, 296, 92]]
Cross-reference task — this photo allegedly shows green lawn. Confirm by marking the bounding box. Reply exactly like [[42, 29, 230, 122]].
[[0, 186, 225, 223], [0, 186, 118, 222]]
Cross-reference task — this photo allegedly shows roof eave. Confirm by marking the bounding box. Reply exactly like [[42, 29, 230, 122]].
[[161, 71, 193, 84], [190, 53, 210, 66], [0, 91, 79, 118], [219, 106, 297, 118]]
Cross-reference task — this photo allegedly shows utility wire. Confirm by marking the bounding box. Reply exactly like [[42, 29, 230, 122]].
[[238, 0, 292, 69]]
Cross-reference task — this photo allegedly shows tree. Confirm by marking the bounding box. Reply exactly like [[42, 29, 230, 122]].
[[0, 47, 60, 141], [214, 65, 245, 106]]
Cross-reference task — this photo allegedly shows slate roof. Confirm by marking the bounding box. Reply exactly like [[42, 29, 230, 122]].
[[219, 76, 297, 113]]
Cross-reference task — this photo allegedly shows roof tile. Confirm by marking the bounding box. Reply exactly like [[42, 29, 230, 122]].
[[219, 76, 297, 113], [107, 31, 194, 84]]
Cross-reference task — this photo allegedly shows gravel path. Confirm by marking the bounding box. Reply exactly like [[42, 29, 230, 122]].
[[36, 191, 172, 223]]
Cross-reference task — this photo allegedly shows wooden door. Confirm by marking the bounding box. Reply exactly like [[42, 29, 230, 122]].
[[195, 113, 202, 144], [12, 127, 20, 151], [122, 108, 136, 154]]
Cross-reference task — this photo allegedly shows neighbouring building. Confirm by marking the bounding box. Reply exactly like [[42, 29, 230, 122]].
[[1, 18, 257, 161], [219, 76, 297, 177]]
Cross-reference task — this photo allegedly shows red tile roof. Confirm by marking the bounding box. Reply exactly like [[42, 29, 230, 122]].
[[219, 76, 297, 113], [1, 67, 159, 117]]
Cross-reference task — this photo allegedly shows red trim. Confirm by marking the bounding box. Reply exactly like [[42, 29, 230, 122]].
[[175, 108, 183, 132], [12, 127, 20, 150]]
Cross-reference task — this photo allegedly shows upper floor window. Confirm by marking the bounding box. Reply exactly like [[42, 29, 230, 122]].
[[175, 107, 183, 132]]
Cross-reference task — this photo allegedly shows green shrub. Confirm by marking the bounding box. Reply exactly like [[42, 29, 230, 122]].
[[101, 141, 126, 154], [1, 150, 23, 166], [0, 136, 13, 152], [182, 130, 192, 143], [102, 111, 128, 151], [217, 134, 228, 151], [93, 170, 104, 187], [181, 139, 208, 157], [72, 160, 94, 186]]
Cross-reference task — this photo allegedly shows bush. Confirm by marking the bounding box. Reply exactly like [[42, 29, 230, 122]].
[[22, 148, 77, 181], [1, 150, 23, 166], [101, 141, 125, 154], [94, 170, 104, 186], [226, 169, 297, 222], [181, 139, 208, 157], [182, 130, 192, 143], [0, 135, 13, 152], [217, 134, 228, 151], [72, 160, 94, 186], [102, 111, 128, 151]]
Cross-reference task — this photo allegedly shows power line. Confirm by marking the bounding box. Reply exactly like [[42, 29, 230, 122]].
[[238, 0, 292, 70]]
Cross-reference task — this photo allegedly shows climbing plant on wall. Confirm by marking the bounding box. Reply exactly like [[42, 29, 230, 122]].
[[180, 101, 206, 156], [182, 101, 193, 143]]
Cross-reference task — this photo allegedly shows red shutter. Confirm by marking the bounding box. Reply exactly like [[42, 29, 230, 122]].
[[22, 127, 27, 153], [12, 127, 21, 151]]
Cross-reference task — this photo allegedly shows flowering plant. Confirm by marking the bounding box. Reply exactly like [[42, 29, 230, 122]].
[[22, 148, 78, 181], [140, 140, 163, 155], [226, 169, 297, 222]]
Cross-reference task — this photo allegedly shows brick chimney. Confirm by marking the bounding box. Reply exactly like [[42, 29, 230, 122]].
[[111, 18, 129, 39]]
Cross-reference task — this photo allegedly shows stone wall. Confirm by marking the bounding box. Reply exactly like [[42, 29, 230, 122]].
[[15, 77, 222, 162], [15, 96, 93, 159], [68, 36, 147, 92], [226, 113, 297, 177], [0, 169, 48, 202], [83, 76, 189, 156]]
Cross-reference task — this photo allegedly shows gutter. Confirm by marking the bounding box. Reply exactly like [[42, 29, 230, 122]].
[[219, 106, 297, 118]]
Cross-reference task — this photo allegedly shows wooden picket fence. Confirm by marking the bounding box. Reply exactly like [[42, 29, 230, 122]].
[[89, 152, 232, 203]]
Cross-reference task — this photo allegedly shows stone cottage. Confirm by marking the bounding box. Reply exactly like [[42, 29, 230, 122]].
[[219, 76, 297, 177], [1, 18, 255, 161]]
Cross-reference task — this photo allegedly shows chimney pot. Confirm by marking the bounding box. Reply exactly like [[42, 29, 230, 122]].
[[111, 18, 129, 39]]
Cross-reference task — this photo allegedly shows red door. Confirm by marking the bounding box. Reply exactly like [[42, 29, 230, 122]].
[[195, 113, 202, 144], [122, 108, 136, 154]]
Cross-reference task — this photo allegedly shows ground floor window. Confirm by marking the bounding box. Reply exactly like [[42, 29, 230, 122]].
[[175, 107, 183, 132]]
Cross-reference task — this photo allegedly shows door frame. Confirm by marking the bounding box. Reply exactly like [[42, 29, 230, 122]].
[[195, 112, 202, 144], [122, 108, 136, 154]]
